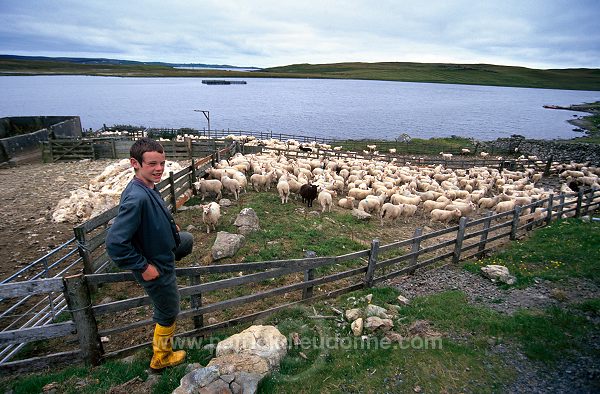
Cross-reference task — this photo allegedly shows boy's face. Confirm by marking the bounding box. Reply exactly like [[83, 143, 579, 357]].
[[130, 151, 166, 187]]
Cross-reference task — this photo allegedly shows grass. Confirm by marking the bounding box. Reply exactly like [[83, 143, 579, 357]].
[[179, 192, 372, 265], [463, 218, 600, 288], [2, 58, 599, 91], [259, 287, 594, 393], [336, 135, 480, 156]]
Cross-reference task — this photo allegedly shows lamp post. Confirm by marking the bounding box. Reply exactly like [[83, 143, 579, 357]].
[[194, 110, 210, 135]]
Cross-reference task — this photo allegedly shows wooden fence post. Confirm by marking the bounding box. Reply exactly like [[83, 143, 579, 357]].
[[190, 159, 196, 188], [477, 212, 494, 259], [585, 189, 594, 216], [558, 194, 565, 218], [364, 239, 380, 288], [111, 139, 117, 159], [543, 156, 553, 177], [452, 217, 468, 264], [510, 206, 522, 241], [575, 190, 584, 218], [63, 274, 103, 366], [302, 269, 315, 299], [73, 226, 96, 290], [189, 275, 203, 329], [408, 228, 423, 273], [49, 140, 55, 162], [186, 137, 193, 159], [546, 194, 554, 225], [526, 198, 538, 231], [169, 171, 176, 214]]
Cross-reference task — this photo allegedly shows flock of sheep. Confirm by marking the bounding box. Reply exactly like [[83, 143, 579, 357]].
[[194, 145, 600, 233], [51, 135, 599, 237]]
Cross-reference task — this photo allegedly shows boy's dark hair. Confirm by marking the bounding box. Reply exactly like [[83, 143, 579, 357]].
[[130, 137, 164, 165]]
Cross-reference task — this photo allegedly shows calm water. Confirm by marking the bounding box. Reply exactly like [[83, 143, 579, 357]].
[[1, 76, 598, 140]]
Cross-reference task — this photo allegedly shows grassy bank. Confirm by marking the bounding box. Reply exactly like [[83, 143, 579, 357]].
[[566, 102, 600, 143], [2, 58, 599, 91]]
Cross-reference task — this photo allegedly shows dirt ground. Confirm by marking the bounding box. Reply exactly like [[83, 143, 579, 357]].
[[0, 159, 115, 279]]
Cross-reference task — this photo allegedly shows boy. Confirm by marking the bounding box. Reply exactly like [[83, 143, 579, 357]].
[[106, 137, 193, 372]]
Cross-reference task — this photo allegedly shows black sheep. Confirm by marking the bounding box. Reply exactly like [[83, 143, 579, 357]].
[[299, 183, 318, 207], [299, 145, 312, 152]]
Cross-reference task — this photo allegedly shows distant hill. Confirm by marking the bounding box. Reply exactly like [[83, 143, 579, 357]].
[[262, 62, 600, 91], [0, 54, 259, 70], [1, 55, 598, 91]]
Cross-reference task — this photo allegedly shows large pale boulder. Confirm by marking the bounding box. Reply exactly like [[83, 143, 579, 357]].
[[211, 232, 245, 260], [173, 325, 287, 394], [481, 264, 516, 285], [345, 308, 362, 322], [364, 316, 394, 333], [396, 295, 410, 305], [234, 208, 261, 235], [216, 325, 287, 369], [351, 318, 364, 336], [365, 304, 390, 319]]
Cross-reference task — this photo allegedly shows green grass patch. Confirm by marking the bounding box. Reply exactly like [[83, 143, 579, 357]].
[[464, 218, 600, 287], [338, 136, 477, 155], [261, 287, 592, 393], [575, 298, 600, 316], [189, 191, 372, 263]]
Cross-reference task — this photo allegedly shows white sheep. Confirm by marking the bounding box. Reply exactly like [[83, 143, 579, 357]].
[[400, 203, 418, 222], [380, 202, 403, 226], [194, 179, 223, 201], [358, 198, 381, 214], [318, 190, 335, 213], [430, 208, 462, 224], [478, 196, 500, 210], [221, 174, 241, 201], [423, 199, 450, 213], [495, 200, 516, 213], [391, 193, 421, 206], [277, 178, 290, 204], [348, 187, 374, 200], [445, 201, 476, 216], [202, 202, 221, 233], [338, 196, 355, 209], [250, 171, 276, 192]]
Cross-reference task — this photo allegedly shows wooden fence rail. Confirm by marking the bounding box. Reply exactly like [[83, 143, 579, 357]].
[[1, 187, 597, 373]]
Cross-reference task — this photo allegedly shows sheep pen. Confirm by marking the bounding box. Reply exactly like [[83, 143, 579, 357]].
[[2, 145, 599, 282], [2, 143, 599, 373]]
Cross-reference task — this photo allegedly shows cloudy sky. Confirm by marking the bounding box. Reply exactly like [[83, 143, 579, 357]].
[[1, 0, 598, 69]]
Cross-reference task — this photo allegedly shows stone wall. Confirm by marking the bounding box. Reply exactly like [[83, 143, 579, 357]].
[[0, 116, 82, 163], [482, 137, 600, 166]]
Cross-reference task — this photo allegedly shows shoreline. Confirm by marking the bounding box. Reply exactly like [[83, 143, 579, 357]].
[[544, 102, 600, 139]]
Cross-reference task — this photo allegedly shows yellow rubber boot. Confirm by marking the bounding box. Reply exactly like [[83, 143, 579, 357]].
[[150, 322, 186, 373]]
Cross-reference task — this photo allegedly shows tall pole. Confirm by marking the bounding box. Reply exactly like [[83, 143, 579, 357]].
[[194, 110, 210, 131]]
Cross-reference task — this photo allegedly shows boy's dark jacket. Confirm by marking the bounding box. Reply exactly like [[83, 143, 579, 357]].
[[106, 178, 180, 275]]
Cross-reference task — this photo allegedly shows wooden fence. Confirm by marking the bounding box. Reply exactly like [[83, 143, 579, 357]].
[[41, 137, 233, 162], [42, 127, 518, 164], [1, 187, 598, 373], [245, 144, 531, 171]]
